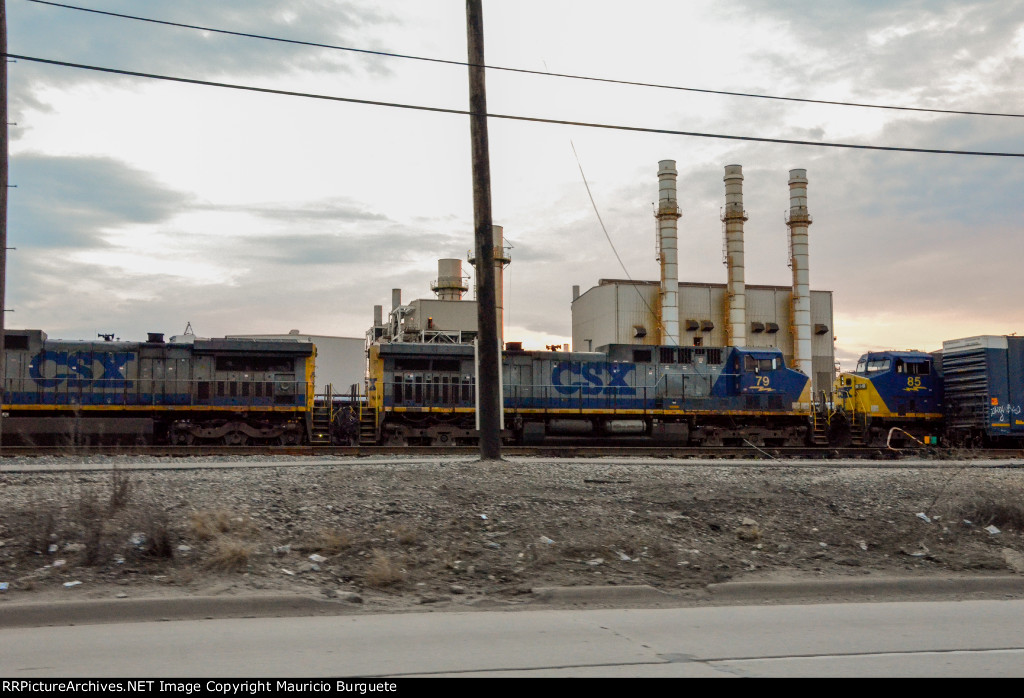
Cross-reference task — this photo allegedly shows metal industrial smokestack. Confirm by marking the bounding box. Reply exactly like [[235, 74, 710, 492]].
[[656, 160, 681, 346], [432, 258, 468, 300], [723, 165, 747, 347], [391, 288, 404, 341], [468, 224, 511, 342], [786, 169, 813, 377]]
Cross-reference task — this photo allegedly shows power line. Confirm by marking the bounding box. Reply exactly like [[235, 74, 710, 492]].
[[8, 52, 1024, 158], [570, 140, 666, 339], [25, 0, 1024, 120]]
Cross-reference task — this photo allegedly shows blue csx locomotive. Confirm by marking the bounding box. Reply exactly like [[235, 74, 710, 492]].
[[833, 335, 1024, 447], [2, 329, 315, 445], [366, 342, 814, 445]]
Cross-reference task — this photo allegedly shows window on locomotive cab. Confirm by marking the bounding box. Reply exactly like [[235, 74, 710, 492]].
[[866, 359, 891, 373], [744, 355, 757, 372], [907, 361, 930, 375]]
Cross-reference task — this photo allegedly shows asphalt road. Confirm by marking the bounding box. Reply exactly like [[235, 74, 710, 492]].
[[4, 597, 1024, 677]]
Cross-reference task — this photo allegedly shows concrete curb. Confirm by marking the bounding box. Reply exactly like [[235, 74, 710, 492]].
[[3, 576, 1023, 628], [0, 594, 341, 628], [530, 585, 668, 603], [707, 575, 1024, 600]]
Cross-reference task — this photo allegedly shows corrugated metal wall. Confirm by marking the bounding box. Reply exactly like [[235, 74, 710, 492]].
[[572, 281, 836, 394]]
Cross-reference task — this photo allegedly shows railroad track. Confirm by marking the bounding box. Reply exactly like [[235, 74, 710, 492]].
[[1, 444, 1023, 460]]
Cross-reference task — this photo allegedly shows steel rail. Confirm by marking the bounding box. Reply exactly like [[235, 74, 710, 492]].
[[0, 444, 1022, 460]]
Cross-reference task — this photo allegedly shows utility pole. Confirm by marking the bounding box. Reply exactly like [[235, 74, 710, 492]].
[[0, 0, 8, 449], [465, 0, 502, 461]]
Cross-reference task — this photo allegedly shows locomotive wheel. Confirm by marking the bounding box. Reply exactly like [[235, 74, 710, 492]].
[[279, 432, 302, 446], [171, 431, 194, 446], [223, 431, 249, 446]]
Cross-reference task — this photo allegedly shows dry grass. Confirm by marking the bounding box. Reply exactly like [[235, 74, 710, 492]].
[[393, 523, 420, 546], [138, 509, 175, 558], [296, 528, 354, 554], [364, 549, 405, 588], [735, 524, 763, 542], [108, 467, 132, 511], [76, 488, 107, 566], [189, 510, 256, 541], [23, 498, 59, 555], [188, 510, 233, 540], [959, 498, 1024, 531], [203, 539, 253, 572]]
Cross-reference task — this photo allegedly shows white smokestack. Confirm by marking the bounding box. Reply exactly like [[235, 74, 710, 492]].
[[656, 160, 680, 346], [723, 164, 747, 347], [787, 169, 812, 377], [492, 225, 511, 343], [433, 258, 468, 301], [468, 225, 511, 343]]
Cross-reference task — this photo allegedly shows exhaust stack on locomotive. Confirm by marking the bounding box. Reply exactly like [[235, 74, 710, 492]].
[[723, 164, 747, 347], [786, 169, 813, 377], [655, 160, 681, 346]]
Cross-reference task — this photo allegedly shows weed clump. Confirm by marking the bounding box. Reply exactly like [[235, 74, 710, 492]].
[[364, 549, 405, 588], [959, 498, 1024, 531], [188, 510, 234, 540], [203, 539, 252, 572]]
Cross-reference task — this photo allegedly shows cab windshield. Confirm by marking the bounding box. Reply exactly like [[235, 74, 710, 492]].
[[865, 358, 891, 373]]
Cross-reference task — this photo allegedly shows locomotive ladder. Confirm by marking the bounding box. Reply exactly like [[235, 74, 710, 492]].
[[358, 406, 377, 446], [307, 382, 331, 442], [810, 410, 829, 445], [310, 391, 333, 445], [809, 391, 830, 446], [848, 413, 867, 446]]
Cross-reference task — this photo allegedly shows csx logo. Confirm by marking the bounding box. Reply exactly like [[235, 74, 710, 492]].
[[29, 351, 136, 389], [552, 362, 636, 395]]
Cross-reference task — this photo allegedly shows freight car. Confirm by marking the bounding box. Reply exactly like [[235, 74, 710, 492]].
[[941, 335, 1024, 446], [1, 330, 315, 445], [364, 341, 817, 446], [832, 334, 1024, 447]]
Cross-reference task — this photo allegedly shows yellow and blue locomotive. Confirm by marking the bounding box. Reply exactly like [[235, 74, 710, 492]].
[[833, 349, 943, 447]]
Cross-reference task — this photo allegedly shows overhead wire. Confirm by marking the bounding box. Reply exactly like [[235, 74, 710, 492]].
[[8, 53, 1024, 158], [24, 0, 1024, 120], [570, 140, 665, 339]]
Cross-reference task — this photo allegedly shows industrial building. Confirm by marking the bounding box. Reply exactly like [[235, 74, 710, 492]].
[[571, 162, 835, 394], [367, 226, 511, 345], [365, 160, 835, 395], [571, 280, 834, 393]]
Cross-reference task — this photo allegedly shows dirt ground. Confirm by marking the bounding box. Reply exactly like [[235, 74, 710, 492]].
[[1, 456, 1024, 612]]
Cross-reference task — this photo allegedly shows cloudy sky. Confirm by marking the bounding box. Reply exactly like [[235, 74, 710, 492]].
[[6, 0, 1024, 367]]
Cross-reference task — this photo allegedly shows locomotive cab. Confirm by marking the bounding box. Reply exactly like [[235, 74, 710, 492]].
[[729, 348, 810, 407], [835, 350, 943, 446]]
